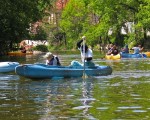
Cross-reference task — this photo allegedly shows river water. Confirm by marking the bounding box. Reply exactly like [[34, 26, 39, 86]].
[[0, 51, 150, 120]]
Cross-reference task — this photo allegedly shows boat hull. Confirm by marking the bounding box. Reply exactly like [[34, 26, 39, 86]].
[[145, 52, 150, 57], [121, 53, 147, 58], [0, 62, 19, 72], [15, 64, 112, 79], [105, 54, 121, 60], [7, 51, 33, 56]]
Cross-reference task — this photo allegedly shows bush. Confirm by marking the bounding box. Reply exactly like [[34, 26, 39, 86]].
[[33, 45, 48, 52]]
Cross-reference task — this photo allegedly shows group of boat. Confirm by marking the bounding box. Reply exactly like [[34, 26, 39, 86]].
[[105, 52, 150, 60], [0, 62, 112, 79], [1, 51, 150, 79]]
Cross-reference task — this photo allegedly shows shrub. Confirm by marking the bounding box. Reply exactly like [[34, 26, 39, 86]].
[[33, 45, 48, 52]]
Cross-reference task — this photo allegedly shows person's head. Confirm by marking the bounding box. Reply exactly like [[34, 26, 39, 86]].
[[82, 36, 86, 40], [44, 52, 53, 60], [125, 44, 128, 48], [81, 44, 88, 53], [109, 44, 113, 48], [138, 45, 142, 48]]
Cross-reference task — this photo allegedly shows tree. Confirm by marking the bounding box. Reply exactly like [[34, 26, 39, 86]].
[[60, 0, 150, 49], [60, 0, 88, 49], [0, 0, 51, 54]]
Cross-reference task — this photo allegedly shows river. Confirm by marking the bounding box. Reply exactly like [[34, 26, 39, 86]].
[[0, 51, 150, 120]]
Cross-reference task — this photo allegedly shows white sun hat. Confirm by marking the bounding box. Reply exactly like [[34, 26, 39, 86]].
[[82, 36, 86, 39], [44, 52, 53, 58]]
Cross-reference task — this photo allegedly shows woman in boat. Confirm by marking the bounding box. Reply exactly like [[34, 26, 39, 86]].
[[76, 36, 95, 67], [107, 44, 119, 55], [44, 52, 61, 66]]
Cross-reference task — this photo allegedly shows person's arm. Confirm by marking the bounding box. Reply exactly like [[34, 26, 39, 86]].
[[77, 39, 83, 48], [45, 60, 49, 65], [140, 47, 144, 51], [107, 49, 112, 55]]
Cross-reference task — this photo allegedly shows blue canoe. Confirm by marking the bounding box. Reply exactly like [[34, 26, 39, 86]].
[[120, 52, 147, 58], [0, 62, 19, 72], [15, 63, 112, 79]]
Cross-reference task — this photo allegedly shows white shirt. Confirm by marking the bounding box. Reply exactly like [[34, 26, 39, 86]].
[[132, 47, 140, 54], [80, 48, 93, 62]]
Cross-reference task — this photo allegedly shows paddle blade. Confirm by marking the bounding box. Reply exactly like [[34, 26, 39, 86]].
[[82, 72, 88, 79]]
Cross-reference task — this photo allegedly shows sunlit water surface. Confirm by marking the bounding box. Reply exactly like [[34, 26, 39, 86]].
[[0, 52, 150, 120]]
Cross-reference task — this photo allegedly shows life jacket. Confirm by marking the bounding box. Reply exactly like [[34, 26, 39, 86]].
[[48, 56, 61, 66]]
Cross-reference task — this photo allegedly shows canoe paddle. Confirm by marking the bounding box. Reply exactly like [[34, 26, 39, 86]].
[[82, 37, 88, 79]]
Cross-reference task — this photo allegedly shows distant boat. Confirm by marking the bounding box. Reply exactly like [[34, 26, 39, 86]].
[[15, 63, 112, 79], [105, 54, 121, 60], [144, 52, 150, 57], [120, 52, 147, 58], [7, 51, 33, 56], [0, 62, 19, 72]]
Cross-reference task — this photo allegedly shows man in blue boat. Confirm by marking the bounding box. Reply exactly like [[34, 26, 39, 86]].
[[76, 36, 95, 67], [44, 52, 61, 66]]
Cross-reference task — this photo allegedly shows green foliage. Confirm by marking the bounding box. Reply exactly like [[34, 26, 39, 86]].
[[1, 0, 150, 54], [0, 0, 51, 54], [60, 0, 88, 47], [29, 26, 47, 40], [32, 45, 48, 52], [59, 0, 150, 48]]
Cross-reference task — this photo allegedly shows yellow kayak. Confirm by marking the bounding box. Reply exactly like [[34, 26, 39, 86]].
[[105, 54, 121, 60], [8, 51, 33, 56], [144, 52, 150, 57]]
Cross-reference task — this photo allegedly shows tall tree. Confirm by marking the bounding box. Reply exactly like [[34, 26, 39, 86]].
[[0, 0, 51, 54], [60, 0, 150, 48], [60, 0, 88, 49]]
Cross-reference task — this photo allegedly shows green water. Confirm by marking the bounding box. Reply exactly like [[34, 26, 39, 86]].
[[0, 51, 150, 120]]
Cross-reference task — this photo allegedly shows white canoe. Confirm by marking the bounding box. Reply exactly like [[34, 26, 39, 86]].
[[0, 62, 19, 72]]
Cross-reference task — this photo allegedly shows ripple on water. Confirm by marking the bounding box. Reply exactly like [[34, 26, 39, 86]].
[[95, 70, 150, 79], [118, 106, 142, 109], [132, 110, 147, 113], [72, 105, 92, 110], [97, 107, 109, 110], [0, 74, 20, 80], [116, 106, 147, 113], [78, 98, 96, 102]]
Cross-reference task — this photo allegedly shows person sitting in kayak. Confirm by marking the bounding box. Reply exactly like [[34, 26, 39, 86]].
[[121, 44, 129, 53], [44, 52, 61, 66], [132, 44, 143, 54], [20, 46, 26, 53], [107, 44, 119, 55], [76, 36, 95, 67]]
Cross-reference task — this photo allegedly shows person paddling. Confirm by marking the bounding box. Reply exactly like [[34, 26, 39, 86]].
[[132, 44, 144, 54], [76, 36, 95, 67], [107, 44, 119, 55], [44, 52, 61, 66], [121, 44, 129, 53]]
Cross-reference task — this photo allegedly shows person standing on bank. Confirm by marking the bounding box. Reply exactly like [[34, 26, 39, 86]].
[[44, 52, 61, 66], [77, 36, 95, 67]]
